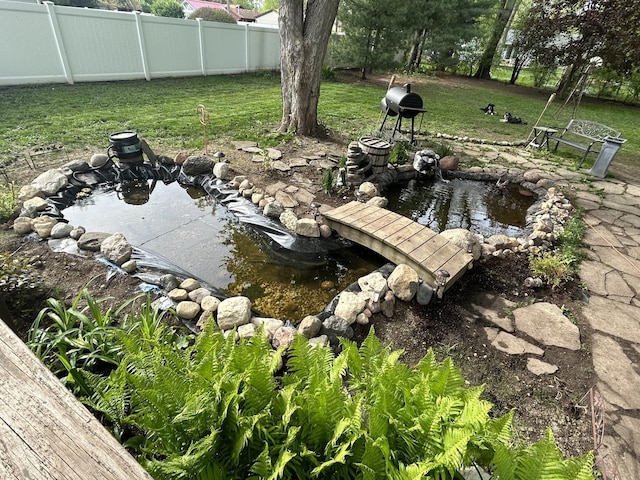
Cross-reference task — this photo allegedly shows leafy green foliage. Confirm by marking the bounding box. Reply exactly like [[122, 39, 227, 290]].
[[37, 309, 593, 480], [151, 0, 184, 18], [435, 142, 455, 158], [389, 142, 409, 165], [188, 7, 237, 23], [322, 168, 334, 195], [0, 252, 36, 293], [0, 182, 17, 222]]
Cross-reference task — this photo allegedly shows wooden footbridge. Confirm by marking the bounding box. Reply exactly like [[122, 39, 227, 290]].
[[323, 201, 474, 296]]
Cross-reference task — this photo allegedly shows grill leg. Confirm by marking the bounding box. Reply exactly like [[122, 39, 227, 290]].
[[380, 111, 390, 132]]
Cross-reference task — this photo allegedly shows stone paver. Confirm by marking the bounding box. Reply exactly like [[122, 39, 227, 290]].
[[512, 302, 581, 350], [591, 334, 640, 410], [527, 358, 558, 376], [466, 293, 515, 332], [491, 331, 544, 356]]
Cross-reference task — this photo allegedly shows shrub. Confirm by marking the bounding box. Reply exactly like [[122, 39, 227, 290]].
[[322, 168, 334, 194], [321, 66, 337, 81], [0, 182, 17, 223], [389, 141, 409, 164], [150, 0, 184, 18], [188, 7, 237, 23], [435, 142, 454, 158]]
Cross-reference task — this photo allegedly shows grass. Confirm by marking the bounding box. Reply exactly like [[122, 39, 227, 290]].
[[0, 70, 637, 172]]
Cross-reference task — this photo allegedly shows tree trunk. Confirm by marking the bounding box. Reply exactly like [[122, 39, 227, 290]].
[[278, 0, 340, 137], [473, 0, 518, 80], [406, 29, 426, 72]]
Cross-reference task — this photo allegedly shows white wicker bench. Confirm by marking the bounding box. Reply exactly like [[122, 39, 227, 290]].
[[552, 119, 622, 167]]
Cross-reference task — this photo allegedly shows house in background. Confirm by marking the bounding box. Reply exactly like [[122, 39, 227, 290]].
[[180, 0, 260, 22], [255, 9, 277, 26]]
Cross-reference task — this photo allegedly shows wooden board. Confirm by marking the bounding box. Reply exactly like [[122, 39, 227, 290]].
[[0, 319, 152, 480]]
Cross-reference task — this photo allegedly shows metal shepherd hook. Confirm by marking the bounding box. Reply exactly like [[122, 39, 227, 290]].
[[196, 104, 210, 154], [527, 92, 556, 142]]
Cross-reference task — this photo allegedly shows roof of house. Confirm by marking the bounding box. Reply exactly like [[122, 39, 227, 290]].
[[181, 1, 260, 22]]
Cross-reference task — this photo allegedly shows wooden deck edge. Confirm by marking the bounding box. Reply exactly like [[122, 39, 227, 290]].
[[0, 317, 152, 480]]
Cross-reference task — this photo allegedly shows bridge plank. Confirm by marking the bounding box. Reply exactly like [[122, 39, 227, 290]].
[[321, 201, 361, 221], [383, 222, 423, 245], [396, 228, 438, 254], [360, 210, 397, 233], [371, 216, 414, 241]]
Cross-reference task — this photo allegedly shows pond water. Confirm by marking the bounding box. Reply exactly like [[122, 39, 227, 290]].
[[62, 180, 382, 320], [61, 174, 537, 320], [385, 177, 537, 238]]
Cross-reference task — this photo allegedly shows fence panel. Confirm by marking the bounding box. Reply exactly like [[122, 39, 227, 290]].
[[0, 1, 281, 86], [0, 2, 65, 84]]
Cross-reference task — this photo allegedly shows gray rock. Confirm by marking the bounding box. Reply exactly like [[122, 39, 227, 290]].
[[295, 218, 320, 238], [358, 271, 388, 303], [63, 159, 90, 173], [18, 185, 43, 202], [271, 160, 290, 172], [182, 155, 214, 176], [251, 317, 284, 340], [308, 335, 329, 348], [513, 302, 581, 350], [366, 196, 388, 208], [334, 291, 367, 325], [238, 323, 257, 339], [32, 216, 58, 238], [12, 217, 33, 235], [272, 326, 297, 349], [179, 278, 201, 291], [213, 161, 229, 180], [69, 226, 86, 240], [266, 148, 282, 160], [217, 296, 252, 330], [159, 273, 179, 291], [440, 228, 482, 260], [491, 331, 544, 356], [100, 233, 132, 266], [201, 296, 220, 312], [263, 201, 284, 218], [22, 197, 48, 216], [176, 301, 201, 320], [279, 210, 298, 231], [321, 315, 354, 342], [275, 191, 298, 208], [527, 358, 558, 376], [381, 289, 395, 317], [232, 140, 258, 150], [592, 334, 640, 410], [358, 182, 379, 200], [486, 234, 511, 250], [298, 315, 322, 338], [196, 310, 214, 329], [89, 153, 110, 168], [416, 282, 434, 305], [387, 264, 419, 301], [31, 169, 68, 196], [121, 259, 137, 273], [77, 232, 111, 251], [168, 288, 189, 301], [319, 224, 332, 238], [188, 287, 213, 304], [439, 155, 459, 171], [466, 293, 515, 332], [50, 222, 73, 239]]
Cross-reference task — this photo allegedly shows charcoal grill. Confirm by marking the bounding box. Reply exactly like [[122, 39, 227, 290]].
[[379, 83, 426, 144]]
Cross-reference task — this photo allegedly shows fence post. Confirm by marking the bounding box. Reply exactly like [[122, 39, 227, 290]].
[[43, 1, 73, 84], [197, 18, 206, 76], [245, 23, 249, 72], [133, 11, 150, 81]]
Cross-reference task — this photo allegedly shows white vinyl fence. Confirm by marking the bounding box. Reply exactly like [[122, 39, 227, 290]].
[[0, 0, 280, 86]]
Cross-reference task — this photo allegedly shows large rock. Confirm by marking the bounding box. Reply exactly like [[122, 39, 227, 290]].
[[31, 169, 68, 196], [440, 228, 482, 260], [279, 210, 298, 231], [201, 296, 220, 312], [77, 232, 111, 251], [100, 232, 132, 266], [263, 201, 284, 219], [188, 287, 212, 304], [358, 271, 388, 303], [298, 315, 322, 338], [32, 216, 58, 238], [181, 155, 214, 176], [217, 296, 252, 330], [22, 197, 48, 216], [272, 326, 297, 349], [18, 185, 43, 202], [321, 314, 354, 343], [295, 218, 320, 238], [439, 155, 459, 171], [213, 161, 230, 180], [50, 222, 74, 239], [491, 331, 544, 356], [12, 217, 33, 235], [387, 264, 419, 301], [334, 291, 367, 325], [358, 182, 379, 200], [176, 301, 201, 320], [89, 153, 110, 168], [513, 302, 580, 350], [251, 317, 284, 340], [416, 282, 434, 305]]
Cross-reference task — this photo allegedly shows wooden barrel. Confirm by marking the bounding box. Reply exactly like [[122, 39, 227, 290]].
[[358, 136, 391, 174]]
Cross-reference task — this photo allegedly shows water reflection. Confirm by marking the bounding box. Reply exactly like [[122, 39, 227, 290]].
[[386, 178, 537, 237]]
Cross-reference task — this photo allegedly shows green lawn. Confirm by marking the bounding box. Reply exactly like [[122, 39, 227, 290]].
[[0, 71, 637, 171]]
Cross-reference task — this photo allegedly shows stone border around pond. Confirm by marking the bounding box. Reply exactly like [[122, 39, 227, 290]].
[[11, 146, 575, 353]]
